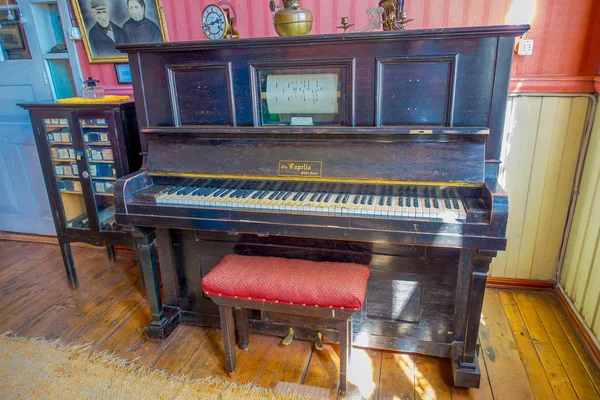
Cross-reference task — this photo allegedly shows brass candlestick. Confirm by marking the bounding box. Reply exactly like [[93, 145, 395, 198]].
[[396, 10, 413, 30], [336, 17, 354, 33]]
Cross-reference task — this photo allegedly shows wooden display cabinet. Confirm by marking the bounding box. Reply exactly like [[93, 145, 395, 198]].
[[19, 102, 141, 288]]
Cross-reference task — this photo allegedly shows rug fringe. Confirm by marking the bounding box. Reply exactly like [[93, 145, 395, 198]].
[[0, 332, 322, 400]]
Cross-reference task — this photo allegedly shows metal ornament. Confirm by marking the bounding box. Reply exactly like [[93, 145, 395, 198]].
[[336, 17, 354, 33], [379, 0, 413, 31], [355, 6, 384, 32], [270, 0, 313, 36]]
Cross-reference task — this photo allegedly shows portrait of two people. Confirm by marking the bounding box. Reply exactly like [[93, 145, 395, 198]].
[[79, 0, 165, 60]]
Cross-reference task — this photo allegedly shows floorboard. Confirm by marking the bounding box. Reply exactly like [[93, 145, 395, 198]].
[[2, 240, 600, 400]]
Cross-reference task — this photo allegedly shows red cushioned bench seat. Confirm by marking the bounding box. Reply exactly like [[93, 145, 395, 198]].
[[201, 254, 370, 310]]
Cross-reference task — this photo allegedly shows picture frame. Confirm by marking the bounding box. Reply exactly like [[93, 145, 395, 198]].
[[71, 0, 168, 63], [114, 63, 132, 83], [0, 22, 25, 50]]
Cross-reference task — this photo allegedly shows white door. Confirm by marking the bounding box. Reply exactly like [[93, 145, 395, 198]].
[[0, 0, 80, 235]]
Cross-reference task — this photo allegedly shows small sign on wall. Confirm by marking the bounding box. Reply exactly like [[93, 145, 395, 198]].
[[114, 63, 132, 84]]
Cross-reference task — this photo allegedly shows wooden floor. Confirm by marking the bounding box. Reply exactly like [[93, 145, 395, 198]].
[[1, 240, 599, 400]]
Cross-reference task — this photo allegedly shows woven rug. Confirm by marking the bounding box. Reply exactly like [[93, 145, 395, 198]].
[[0, 333, 317, 400]]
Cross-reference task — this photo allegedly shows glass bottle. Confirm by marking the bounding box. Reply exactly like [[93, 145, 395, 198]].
[[82, 77, 105, 99]]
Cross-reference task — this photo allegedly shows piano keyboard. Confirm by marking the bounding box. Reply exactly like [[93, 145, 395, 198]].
[[154, 179, 467, 222]]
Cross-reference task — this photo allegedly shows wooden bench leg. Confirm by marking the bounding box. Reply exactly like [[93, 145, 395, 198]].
[[219, 305, 237, 374], [234, 308, 249, 349], [339, 319, 349, 395]]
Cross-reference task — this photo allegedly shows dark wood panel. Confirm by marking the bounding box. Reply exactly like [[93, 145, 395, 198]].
[[376, 56, 456, 126], [146, 136, 486, 183], [167, 63, 235, 126]]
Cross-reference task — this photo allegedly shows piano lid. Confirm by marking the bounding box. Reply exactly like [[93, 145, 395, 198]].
[[116, 25, 530, 53]]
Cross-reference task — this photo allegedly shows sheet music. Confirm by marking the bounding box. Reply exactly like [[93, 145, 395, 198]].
[[266, 73, 339, 115]]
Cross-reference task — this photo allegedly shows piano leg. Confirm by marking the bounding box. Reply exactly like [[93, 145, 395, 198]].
[[132, 227, 180, 340], [451, 249, 496, 388]]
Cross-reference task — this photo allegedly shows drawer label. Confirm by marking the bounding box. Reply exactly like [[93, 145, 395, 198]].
[[278, 160, 322, 177]]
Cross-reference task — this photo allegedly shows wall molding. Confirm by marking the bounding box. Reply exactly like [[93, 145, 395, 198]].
[[510, 75, 599, 93], [555, 284, 600, 369], [486, 277, 555, 289]]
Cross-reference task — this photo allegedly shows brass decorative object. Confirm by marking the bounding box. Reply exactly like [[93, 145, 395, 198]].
[[379, 0, 413, 31], [269, 0, 313, 36], [396, 10, 414, 31], [336, 17, 354, 33]]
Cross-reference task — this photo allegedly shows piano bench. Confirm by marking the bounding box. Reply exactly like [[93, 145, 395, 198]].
[[201, 254, 370, 395]]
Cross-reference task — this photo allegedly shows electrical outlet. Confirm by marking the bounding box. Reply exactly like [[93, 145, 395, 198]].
[[517, 39, 534, 56]]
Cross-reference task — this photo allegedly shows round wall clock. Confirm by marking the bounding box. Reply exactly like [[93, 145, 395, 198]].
[[202, 4, 229, 40]]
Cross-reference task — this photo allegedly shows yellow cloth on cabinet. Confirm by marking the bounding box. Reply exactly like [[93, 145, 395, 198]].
[[56, 95, 130, 104]]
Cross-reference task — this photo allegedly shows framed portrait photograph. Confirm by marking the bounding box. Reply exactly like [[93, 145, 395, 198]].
[[71, 0, 168, 63], [114, 63, 132, 83]]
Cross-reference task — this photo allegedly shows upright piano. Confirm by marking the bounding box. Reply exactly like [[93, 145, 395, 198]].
[[115, 25, 528, 387]]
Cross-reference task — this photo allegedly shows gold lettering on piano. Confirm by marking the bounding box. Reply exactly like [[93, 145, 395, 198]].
[[278, 160, 322, 177]]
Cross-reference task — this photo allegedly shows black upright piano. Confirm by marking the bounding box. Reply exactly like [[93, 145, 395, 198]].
[[115, 25, 528, 388]]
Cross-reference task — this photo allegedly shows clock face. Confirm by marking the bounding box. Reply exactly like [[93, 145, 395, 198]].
[[202, 5, 227, 40]]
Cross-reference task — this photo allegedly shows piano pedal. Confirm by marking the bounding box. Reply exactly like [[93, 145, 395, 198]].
[[282, 327, 295, 346], [314, 332, 324, 351]]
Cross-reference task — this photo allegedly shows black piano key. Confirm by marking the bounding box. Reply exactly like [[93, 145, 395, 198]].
[[269, 191, 279, 200], [220, 189, 233, 197], [413, 197, 418, 208], [324, 193, 332, 202], [191, 188, 203, 196], [453, 199, 460, 209], [167, 186, 181, 195], [252, 190, 263, 199], [342, 194, 349, 204], [425, 198, 431, 208], [259, 191, 270, 199], [445, 198, 452, 208], [369, 195, 374, 205], [360, 195, 367, 205], [275, 191, 286, 200], [317, 192, 326, 202], [310, 192, 320, 202], [282, 192, 292, 200], [378, 196, 384, 206], [335, 193, 343, 203], [386, 196, 392, 206], [293, 192, 302, 201], [300, 192, 309, 201], [434, 198, 440, 208], [181, 187, 196, 195], [353, 195, 360, 204], [398, 196, 403, 207]]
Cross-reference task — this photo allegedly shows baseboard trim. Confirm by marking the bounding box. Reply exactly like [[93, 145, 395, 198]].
[[486, 277, 555, 290], [0, 231, 135, 253], [554, 284, 600, 368]]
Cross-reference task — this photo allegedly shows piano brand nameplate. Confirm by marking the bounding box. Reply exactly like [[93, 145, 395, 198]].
[[278, 160, 322, 177]]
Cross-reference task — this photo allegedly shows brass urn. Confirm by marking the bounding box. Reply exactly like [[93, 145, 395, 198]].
[[270, 0, 313, 36]]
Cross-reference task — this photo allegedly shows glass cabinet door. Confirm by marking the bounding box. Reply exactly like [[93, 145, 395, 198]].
[[79, 117, 118, 232], [42, 117, 89, 229]]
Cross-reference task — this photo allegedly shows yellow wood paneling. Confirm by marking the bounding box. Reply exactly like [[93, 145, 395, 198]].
[[492, 96, 589, 280], [560, 104, 600, 340], [561, 105, 600, 337]]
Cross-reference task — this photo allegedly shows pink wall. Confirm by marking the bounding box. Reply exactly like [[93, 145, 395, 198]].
[[77, 0, 600, 93]]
